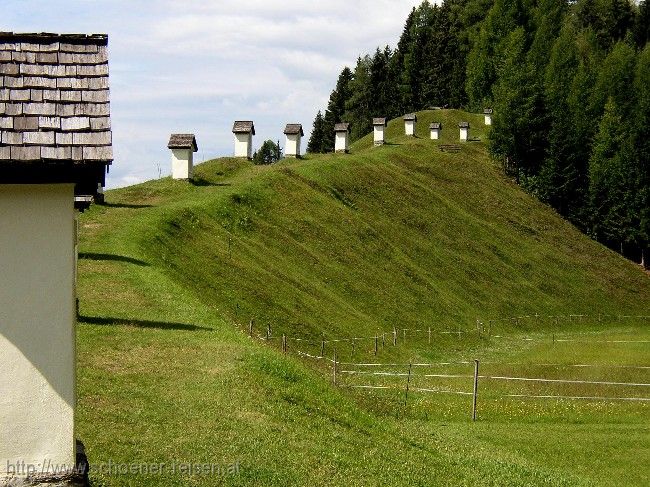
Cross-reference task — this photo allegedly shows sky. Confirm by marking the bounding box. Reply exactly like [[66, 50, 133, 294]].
[[4, 0, 424, 188]]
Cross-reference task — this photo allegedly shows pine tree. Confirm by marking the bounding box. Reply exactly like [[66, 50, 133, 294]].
[[634, 1, 650, 47], [322, 67, 353, 153], [307, 111, 326, 153], [588, 98, 628, 249]]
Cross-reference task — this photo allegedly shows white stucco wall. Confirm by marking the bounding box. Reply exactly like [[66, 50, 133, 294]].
[[335, 132, 349, 153], [460, 127, 469, 141], [373, 126, 385, 145], [484, 114, 492, 126], [171, 148, 193, 180], [430, 128, 440, 140], [234, 133, 252, 159], [285, 134, 301, 157], [405, 120, 416, 136], [0, 184, 76, 476]]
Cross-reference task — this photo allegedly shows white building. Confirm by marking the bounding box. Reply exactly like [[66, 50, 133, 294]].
[[168, 134, 198, 180], [0, 32, 112, 485], [283, 124, 304, 158], [233, 121, 255, 159], [484, 108, 493, 126], [404, 113, 417, 136], [429, 122, 442, 140], [459, 122, 470, 141], [334, 123, 350, 153], [373, 118, 387, 145]]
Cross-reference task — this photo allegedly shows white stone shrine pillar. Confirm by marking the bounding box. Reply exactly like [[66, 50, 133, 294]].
[[0, 184, 77, 477]]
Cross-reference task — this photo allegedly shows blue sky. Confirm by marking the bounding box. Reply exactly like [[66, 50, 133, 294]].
[[4, 1, 422, 188]]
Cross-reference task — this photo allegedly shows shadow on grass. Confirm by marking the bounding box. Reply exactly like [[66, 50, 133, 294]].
[[382, 142, 403, 146], [101, 202, 153, 209], [78, 315, 213, 331], [79, 252, 150, 267], [190, 177, 231, 187]]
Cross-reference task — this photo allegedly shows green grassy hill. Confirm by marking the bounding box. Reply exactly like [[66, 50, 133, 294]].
[[77, 110, 650, 486]]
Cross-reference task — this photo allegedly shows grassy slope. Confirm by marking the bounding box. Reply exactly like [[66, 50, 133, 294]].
[[77, 110, 649, 486]]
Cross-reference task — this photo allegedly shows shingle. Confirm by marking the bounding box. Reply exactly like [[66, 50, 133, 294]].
[[60, 90, 82, 102], [38, 42, 60, 53], [0, 51, 12, 61], [87, 77, 109, 90], [60, 42, 98, 54], [57, 77, 88, 89], [403, 113, 417, 121], [83, 146, 113, 160], [35, 52, 58, 64], [0, 116, 13, 128], [0, 43, 17, 51], [11, 51, 36, 63], [19, 42, 41, 52], [13, 116, 39, 130], [334, 122, 350, 132], [23, 131, 55, 145], [89, 117, 110, 130], [10, 145, 40, 160], [483, 108, 493, 114], [0, 88, 8, 100], [5, 103, 22, 115], [4, 76, 24, 88], [77, 64, 108, 77], [283, 124, 303, 136], [56, 132, 73, 145], [2, 130, 23, 145], [71, 146, 83, 160], [372, 118, 387, 126], [23, 76, 56, 88], [61, 116, 90, 131], [41, 146, 72, 159], [0, 63, 19, 75], [42, 89, 60, 101], [23, 102, 56, 115], [10, 89, 31, 101], [30, 89, 43, 102], [232, 121, 255, 134], [38, 116, 60, 130], [74, 103, 109, 116], [429, 122, 442, 129], [72, 130, 111, 146], [56, 104, 75, 116], [0, 146, 10, 159], [81, 90, 109, 103], [168, 134, 198, 151], [458, 122, 470, 128]]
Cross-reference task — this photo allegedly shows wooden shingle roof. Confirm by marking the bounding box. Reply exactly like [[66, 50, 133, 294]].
[[372, 118, 387, 126], [283, 124, 303, 136], [232, 121, 255, 135], [168, 134, 198, 152], [334, 122, 350, 132], [403, 113, 417, 121], [430, 122, 442, 129], [483, 108, 493, 114], [0, 33, 112, 164], [458, 122, 470, 128]]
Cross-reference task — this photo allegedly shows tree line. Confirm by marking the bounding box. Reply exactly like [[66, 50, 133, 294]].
[[307, 0, 649, 268]]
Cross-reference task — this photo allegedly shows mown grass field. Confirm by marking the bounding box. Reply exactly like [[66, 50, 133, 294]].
[[76, 110, 649, 486]]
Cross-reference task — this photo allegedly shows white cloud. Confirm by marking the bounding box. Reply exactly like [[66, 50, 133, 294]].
[[5, 0, 424, 188]]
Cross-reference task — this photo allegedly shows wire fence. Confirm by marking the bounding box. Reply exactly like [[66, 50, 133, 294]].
[[295, 352, 650, 418], [242, 312, 650, 365]]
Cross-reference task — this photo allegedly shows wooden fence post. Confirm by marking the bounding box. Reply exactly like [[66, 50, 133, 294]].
[[249, 319, 254, 337], [428, 327, 431, 345], [321, 337, 325, 357], [282, 334, 287, 353], [382, 333, 385, 348], [404, 362, 413, 407], [333, 351, 338, 386], [472, 359, 479, 421], [393, 327, 397, 346], [374, 335, 378, 356], [266, 324, 271, 340]]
